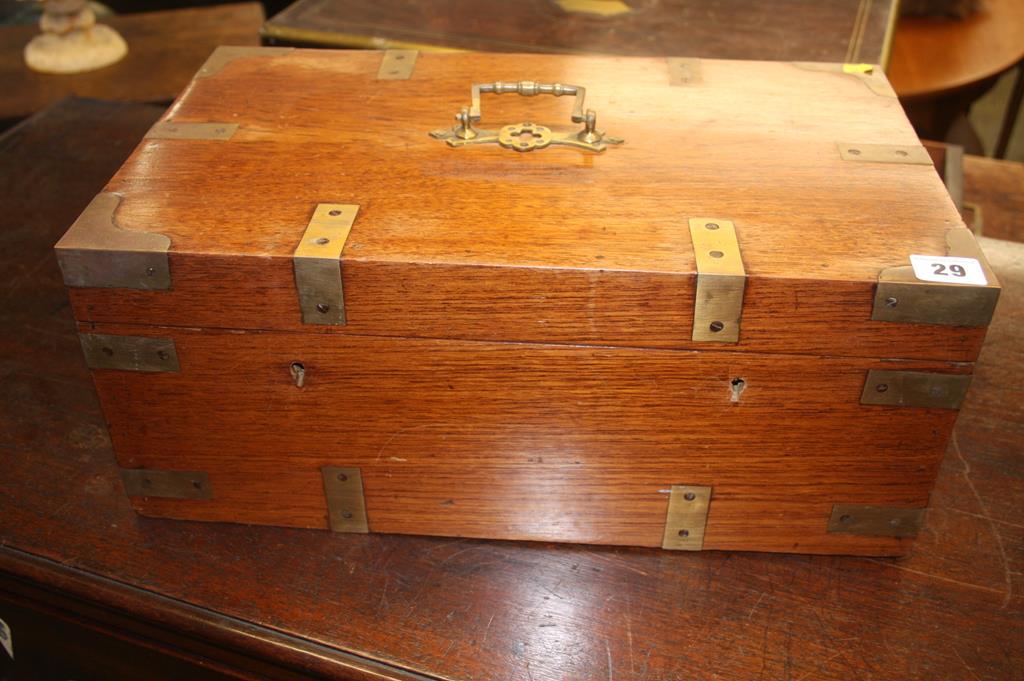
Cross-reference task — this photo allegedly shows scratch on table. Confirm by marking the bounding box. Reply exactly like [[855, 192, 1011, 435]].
[[953, 648, 981, 681], [747, 591, 767, 620], [482, 613, 495, 645], [953, 432, 1013, 608], [605, 638, 614, 681], [794, 650, 843, 681]]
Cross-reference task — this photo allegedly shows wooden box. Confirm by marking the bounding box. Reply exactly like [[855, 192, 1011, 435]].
[[55, 48, 999, 555]]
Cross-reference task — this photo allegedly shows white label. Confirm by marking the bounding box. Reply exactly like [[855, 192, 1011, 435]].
[[0, 617, 12, 660], [910, 255, 987, 286]]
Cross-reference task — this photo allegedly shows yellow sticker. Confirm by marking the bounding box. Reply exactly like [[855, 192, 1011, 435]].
[[842, 63, 876, 75], [554, 0, 631, 17]]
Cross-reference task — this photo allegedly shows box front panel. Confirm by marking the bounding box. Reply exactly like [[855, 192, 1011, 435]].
[[84, 324, 965, 555]]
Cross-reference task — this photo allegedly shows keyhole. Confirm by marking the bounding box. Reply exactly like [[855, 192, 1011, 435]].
[[290, 362, 306, 388]]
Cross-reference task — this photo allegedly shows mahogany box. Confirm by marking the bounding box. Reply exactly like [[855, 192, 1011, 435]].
[[55, 48, 999, 555]]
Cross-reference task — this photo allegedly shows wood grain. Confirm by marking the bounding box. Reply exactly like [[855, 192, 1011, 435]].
[[0, 3, 264, 120], [263, 0, 896, 65], [81, 321, 966, 555], [3, 96, 1023, 681], [67, 49, 987, 361]]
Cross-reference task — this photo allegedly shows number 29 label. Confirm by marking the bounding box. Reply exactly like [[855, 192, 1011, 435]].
[[909, 255, 987, 286]]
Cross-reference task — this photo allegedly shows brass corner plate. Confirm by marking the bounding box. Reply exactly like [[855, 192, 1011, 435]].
[[837, 143, 933, 165], [377, 49, 417, 80], [197, 45, 294, 79], [146, 121, 238, 141], [873, 227, 1001, 327], [860, 369, 971, 409], [662, 484, 711, 550], [792, 62, 896, 97], [80, 334, 179, 372], [667, 57, 701, 85], [54, 192, 171, 290], [827, 504, 925, 538], [121, 468, 211, 500], [293, 203, 359, 325], [321, 466, 369, 533], [689, 218, 746, 343]]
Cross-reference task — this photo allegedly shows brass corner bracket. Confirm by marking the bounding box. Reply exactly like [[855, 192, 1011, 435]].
[[121, 468, 211, 500], [197, 45, 294, 79], [80, 334, 179, 373], [860, 369, 971, 410], [827, 504, 924, 538], [55, 192, 171, 290], [873, 228, 1001, 327], [792, 62, 896, 98]]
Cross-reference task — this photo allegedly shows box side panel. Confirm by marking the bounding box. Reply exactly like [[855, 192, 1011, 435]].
[[83, 323, 967, 556], [68, 255, 989, 362]]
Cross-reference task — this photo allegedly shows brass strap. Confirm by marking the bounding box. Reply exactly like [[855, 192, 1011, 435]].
[[689, 218, 746, 343], [293, 204, 359, 325]]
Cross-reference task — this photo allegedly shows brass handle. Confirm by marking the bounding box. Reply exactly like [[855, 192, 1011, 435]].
[[430, 80, 624, 153], [469, 81, 587, 125]]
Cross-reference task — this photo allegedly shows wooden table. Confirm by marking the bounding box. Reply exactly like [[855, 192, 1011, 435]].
[[1, 98, 1022, 680], [0, 3, 264, 121], [264, 0, 898, 64], [887, 0, 1024, 143]]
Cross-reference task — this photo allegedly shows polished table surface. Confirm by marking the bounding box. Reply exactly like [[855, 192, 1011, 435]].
[[0, 98, 1022, 680], [0, 3, 263, 121]]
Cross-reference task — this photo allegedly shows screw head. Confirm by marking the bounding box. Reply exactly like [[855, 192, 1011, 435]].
[[876, 383, 889, 393], [709, 321, 725, 333], [337, 472, 348, 482], [328, 209, 342, 217], [705, 223, 719, 230], [683, 492, 696, 501], [316, 303, 330, 314], [678, 529, 690, 537], [885, 297, 899, 308]]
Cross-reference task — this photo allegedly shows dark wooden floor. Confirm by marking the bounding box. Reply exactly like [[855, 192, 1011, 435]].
[[0, 98, 1021, 680]]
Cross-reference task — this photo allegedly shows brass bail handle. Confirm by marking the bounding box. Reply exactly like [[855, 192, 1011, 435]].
[[433, 80, 624, 152]]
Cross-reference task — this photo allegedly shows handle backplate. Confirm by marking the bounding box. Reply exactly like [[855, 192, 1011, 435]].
[[430, 80, 623, 153]]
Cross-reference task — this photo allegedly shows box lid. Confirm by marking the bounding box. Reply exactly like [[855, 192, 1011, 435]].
[[57, 48, 998, 361]]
